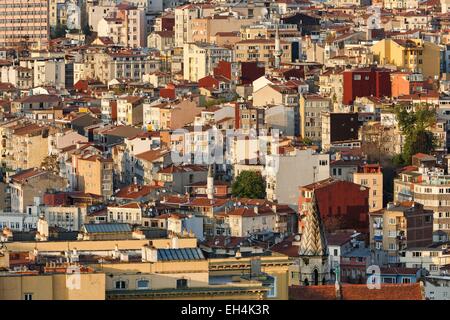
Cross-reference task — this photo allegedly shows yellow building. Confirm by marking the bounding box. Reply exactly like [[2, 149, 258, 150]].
[[209, 253, 291, 300], [371, 39, 441, 79], [117, 96, 144, 126], [0, 267, 105, 300]]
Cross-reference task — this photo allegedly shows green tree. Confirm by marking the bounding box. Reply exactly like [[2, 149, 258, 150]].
[[82, 24, 92, 37], [51, 23, 68, 39], [394, 105, 436, 165], [232, 171, 266, 199], [41, 154, 60, 175]]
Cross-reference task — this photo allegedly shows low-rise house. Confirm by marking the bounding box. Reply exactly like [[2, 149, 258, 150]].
[[107, 202, 143, 225]]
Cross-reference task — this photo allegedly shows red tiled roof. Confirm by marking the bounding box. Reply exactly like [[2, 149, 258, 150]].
[[115, 184, 158, 199], [10, 168, 45, 183], [289, 283, 424, 300], [135, 148, 170, 162]]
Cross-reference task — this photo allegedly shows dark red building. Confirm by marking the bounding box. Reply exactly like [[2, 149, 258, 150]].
[[343, 67, 392, 105], [213, 61, 265, 85], [299, 178, 369, 232]]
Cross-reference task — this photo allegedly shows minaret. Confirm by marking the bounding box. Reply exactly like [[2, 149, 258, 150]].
[[274, 14, 283, 69], [206, 164, 214, 200]]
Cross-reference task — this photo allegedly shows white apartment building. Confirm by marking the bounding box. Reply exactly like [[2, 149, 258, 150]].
[[265, 148, 330, 207], [400, 246, 450, 275]]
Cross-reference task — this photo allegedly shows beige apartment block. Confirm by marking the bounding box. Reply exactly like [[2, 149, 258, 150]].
[[353, 164, 384, 212], [191, 15, 259, 44], [0, 0, 50, 49], [174, 4, 215, 48], [299, 94, 332, 144], [73, 154, 113, 198], [235, 39, 292, 68], [369, 202, 433, 264]]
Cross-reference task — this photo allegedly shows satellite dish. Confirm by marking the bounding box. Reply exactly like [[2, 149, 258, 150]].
[[261, 8, 268, 19]]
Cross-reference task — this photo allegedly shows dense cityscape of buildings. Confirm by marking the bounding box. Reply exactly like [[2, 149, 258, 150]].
[[2, 0, 450, 301]]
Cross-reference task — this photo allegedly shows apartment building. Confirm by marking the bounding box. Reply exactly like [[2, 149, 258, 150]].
[[183, 43, 233, 82], [107, 202, 143, 225], [116, 96, 144, 126], [400, 246, 450, 275], [97, 3, 146, 48], [0, 0, 50, 49], [143, 96, 204, 131], [191, 15, 258, 44], [369, 202, 433, 264], [394, 166, 450, 236], [9, 169, 67, 213], [174, 4, 215, 47], [240, 22, 301, 41], [265, 148, 330, 206], [41, 205, 88, 231], [235, 39, 292, 68], [299, 94, 331, 144], [76, 49, 159, 84], [372, 39, 441, 79], [72, 154, 114, 199], [0, 66, 33, 89], [353, 164, 384, 212], [0, 268, 105, 300], [383, 0, 420, 10], [3, 123, 53, 171], [342, 67, 392, 105]]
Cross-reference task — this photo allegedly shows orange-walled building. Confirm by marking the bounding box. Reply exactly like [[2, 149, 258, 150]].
[[391, 72, 424, 98]]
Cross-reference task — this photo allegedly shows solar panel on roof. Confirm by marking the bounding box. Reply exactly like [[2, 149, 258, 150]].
[[156, 248, 205, 261], [83, 223, 131, 233]]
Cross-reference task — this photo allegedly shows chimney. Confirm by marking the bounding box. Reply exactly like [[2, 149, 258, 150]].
[[171, 235, 179, 249], [120, 252, 129, 262], [141, 244, 158, 262]]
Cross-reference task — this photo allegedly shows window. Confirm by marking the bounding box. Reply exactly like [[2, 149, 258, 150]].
[[137, 279, 149, 289], [266, 276, 277, 298], [402, 278, 411, 283], [334, 249, 338, 256], [115, 280, 127, 290], [412, 252, 422, 257], [176, 279, 188, 289], [383, 277, 395, 283], [24, 293, 33, 300]]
